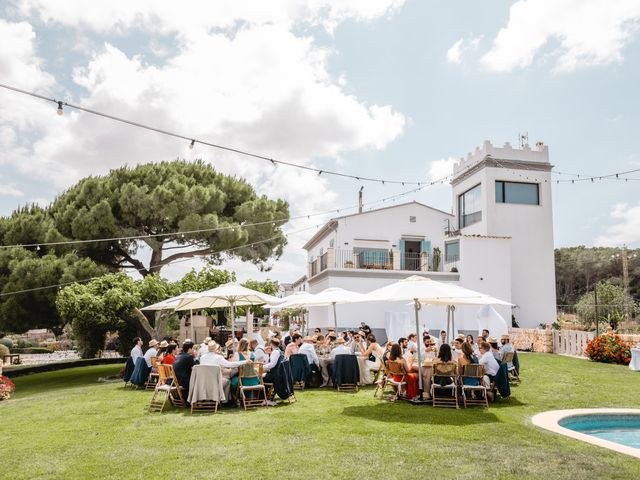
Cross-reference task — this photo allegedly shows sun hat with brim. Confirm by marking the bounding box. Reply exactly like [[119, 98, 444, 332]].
[[159, 340, 169, 348], [204, 337, 212, 343], [336, 337, 346, 344], [208, 341, 221, 353], [149, 339, 159, 347], [488, 336, 498, 344]]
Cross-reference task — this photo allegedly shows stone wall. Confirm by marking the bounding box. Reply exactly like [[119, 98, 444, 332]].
[[508, 327, 553, 353]]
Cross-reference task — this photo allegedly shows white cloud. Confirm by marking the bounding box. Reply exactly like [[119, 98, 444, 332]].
[[595, 202, 640, 246], [480, 0, 640, 73], [0, 183, 24, 197], [428, 157, 458, 182], [446, 36, 483, 65], [1, 2, 407, 282], [446, 38, 464, 64]]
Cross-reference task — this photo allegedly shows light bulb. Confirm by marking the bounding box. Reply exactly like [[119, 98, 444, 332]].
[[189, 139, 195, 150], [56, 101, 63, 116]]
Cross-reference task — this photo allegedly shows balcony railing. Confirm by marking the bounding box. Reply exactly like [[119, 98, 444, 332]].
[[308, 248, 461, 277]]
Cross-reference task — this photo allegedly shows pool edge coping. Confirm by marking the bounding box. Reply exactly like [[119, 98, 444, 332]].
[[531, 408, 640, 459]]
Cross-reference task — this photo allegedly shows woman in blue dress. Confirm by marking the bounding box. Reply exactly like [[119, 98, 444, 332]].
[[231, 339, 260, 392]]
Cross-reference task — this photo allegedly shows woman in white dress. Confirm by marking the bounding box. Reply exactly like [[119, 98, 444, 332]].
[[358, 334, 384, 384]]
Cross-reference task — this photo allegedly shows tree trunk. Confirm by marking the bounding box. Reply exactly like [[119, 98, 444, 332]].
[[148, 248, 164, 276]]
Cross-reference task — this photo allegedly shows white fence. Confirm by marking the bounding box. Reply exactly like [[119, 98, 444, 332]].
[[552, 330, 595, 357]]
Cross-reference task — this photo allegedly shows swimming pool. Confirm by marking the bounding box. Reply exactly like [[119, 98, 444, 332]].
[[532, 409, 640, 458], [560, 414, 640, 449]]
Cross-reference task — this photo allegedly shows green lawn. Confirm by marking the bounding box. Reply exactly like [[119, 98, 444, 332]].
[[2, 354, 639, 480]]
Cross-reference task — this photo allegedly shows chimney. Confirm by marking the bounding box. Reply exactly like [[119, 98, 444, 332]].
[[358, 187, 364, 214]]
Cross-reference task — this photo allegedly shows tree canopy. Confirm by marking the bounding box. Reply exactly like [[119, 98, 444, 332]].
[[48, 160, 289, 276], [575, 281, 639, 330]]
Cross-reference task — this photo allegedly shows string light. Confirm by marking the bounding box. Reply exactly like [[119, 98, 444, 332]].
[[56, 101, 63, 116], [189, 139, 195, 149]]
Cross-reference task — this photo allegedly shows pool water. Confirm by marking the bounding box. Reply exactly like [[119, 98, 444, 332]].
[[560, 414, 640, 449]]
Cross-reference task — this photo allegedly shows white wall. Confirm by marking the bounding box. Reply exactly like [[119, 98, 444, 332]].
[[451, 140, 556, 327]]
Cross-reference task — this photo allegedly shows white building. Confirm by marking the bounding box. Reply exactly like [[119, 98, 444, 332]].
[[294, 140, 556, 332]]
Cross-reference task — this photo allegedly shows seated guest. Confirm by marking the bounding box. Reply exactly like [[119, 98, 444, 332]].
[[388, 343, 418, 400], [156, 340, 169, 362], [231, 339, 259, 392], [382, 341, 396, 365], [272, 332, 285, 351], [144, 339, 159, 367], [173, 341, 197, 393], [198, 337, 212, 359], [433, 344, 456, 386], [358, 334, 384, 371], [466, 334, 476, 349], [263, 339, 283, 374], [350, 331, 367, 354], [458, 342, 480, 386], [478, 341, 499, 388], [398, 337, 408, 355], [407, 333, 418, 352], [452, 337, 464, 362], [360, 322, 372, 337], [161, 344, 177, 365], [422, 336, 437, 360], [330, 337, 352, 359], [250, 339, 269, 364], [480, 329, 490, 342], [299, 336, 320, 371], [200, 341, 251, 400], [283, 328, 296, 347], [488, 336, 502, 361], [500, 335, 514, 368], [284, 333, 302, 359], [314, 328, 322, 336], [437, 330, 448, 347], [130, 337, 143, 366]]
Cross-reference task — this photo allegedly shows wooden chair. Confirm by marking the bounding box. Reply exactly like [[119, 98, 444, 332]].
[[333, 355, 359, 393], [189, 365, 224, 414], [145, 356, 160, 391], [166, 365, 187, 408], [501, 352, 520, 383], [431, 362, 458, 408], [460, 364, 488, 408], [383, 360, 407, 401], [238, 362, 267, 411], [148, 364, 181, 413], [373, 361, 390, 399]]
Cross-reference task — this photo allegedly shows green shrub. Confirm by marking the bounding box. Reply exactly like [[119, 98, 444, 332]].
[[0, 338, 13, 349], [585, 334, 631, 365], [10, 347, 54, 354]]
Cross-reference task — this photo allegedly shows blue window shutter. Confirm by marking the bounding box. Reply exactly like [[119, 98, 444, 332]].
[[421, 240, 431, 269], [399, 239, 405, 269]]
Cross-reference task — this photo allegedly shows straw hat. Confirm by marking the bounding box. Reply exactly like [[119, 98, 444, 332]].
[[225, 339, 234, 349], [488, 336, 498, 344], [327, 332, 337, 339], [148, 339, 159, 347], [455, 334, 465, 341], [208, 341, 221, 353], [336, 337, 346, 344], [358, 330, 366, 337], [204, 336, 212, 343], [500, 334, 510, 341], [159, 340, 169, 348]]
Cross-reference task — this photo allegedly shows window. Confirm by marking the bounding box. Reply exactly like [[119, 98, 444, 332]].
[[445, 241, 459, 262], [409, 216, 416, 223], [329, 239, 334, 248], [495, 181, 539, 205], [458, 183, 482, 228]]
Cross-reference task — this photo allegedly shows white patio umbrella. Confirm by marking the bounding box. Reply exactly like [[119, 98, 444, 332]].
[[140, 291, 199, 311], [299, 287, 367, 331], [363, 275, 511, 399], [175, 282, 284, 333], [269, 291, 317, 334]]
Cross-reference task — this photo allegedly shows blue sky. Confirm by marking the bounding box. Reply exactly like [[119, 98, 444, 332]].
[[1, 0, 639, 282]]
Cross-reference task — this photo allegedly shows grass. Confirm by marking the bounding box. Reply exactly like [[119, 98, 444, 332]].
[[2, 354, 640, 480]]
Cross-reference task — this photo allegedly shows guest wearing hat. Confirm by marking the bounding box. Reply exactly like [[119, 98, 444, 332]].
[[143, 339, 159, 367], [200, 341, 251, 400], [500, 334, 514, 368], [330, 337, 351, 360], [350, 331, 367, 355], [156, 340, 169, 362], [488, 336, 502, 362], [198, 337, 212, 359]]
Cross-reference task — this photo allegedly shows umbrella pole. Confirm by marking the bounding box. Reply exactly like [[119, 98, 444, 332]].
[[189, 309, 194, 342], [414, 299, 424, 400], [451, 305, 456, 339], [446, 305, 451, 344], [230, 300, 236, 336], [332, 302, 337, 331]]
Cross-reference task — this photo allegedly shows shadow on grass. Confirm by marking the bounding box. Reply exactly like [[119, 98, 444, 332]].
[[340, 402, 502, 425]]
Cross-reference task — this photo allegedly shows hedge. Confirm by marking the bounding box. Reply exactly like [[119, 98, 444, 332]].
[[9, 347, 55, 354], [3, 357, 125, 378]]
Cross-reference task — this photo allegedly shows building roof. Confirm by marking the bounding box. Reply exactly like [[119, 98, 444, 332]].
[[302, 201, 453, 250], [457, 234, 512, 240]]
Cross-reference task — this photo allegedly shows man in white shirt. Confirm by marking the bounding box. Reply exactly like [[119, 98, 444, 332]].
[[299, 336, 319, 371], [331, 337, 352, 359], [263, 339, 282, 373], [250, 339, 269, 364], [437, 330, 447, 348], [407, 333, 418, 353], [198, 337, 212, 359], [143, 339, 159, 367], [478, 341, 500, 388], [199, 341, 251, 400], [349, 331, 367, 355], [452, 337, 465, 362], [130, 337, 143, 366]]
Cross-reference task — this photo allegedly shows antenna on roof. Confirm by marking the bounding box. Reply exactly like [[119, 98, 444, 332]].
[[358, 186, 364, 214], [518, 132, 529, 148]]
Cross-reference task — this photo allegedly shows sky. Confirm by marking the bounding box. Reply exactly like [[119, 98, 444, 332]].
[[1, 0, 639, 285]]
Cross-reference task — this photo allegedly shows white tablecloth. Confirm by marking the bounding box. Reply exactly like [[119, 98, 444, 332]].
[[630, 348, 640, 371]]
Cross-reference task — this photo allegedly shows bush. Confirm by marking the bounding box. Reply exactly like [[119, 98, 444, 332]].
[[0, 375, 16, 400], [585, 334, 631, 365], [10, 347, 54, 354], [0, 338, 13, 349]]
